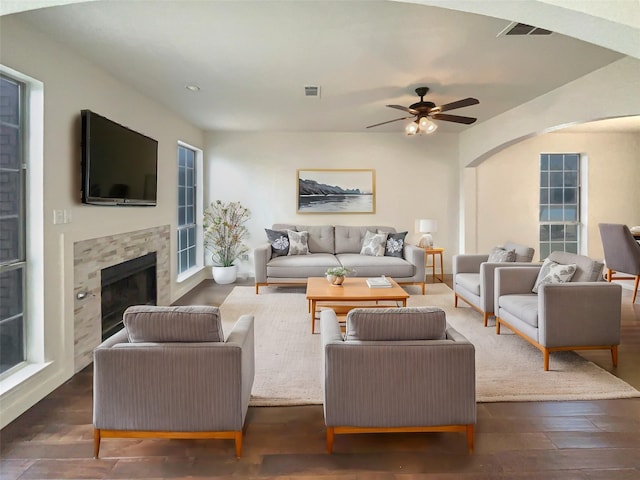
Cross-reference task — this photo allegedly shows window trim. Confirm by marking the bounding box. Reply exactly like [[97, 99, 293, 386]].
[[176, 141, 203, 283], [0, 65, 45, 387], [538, 152, 584, 260]]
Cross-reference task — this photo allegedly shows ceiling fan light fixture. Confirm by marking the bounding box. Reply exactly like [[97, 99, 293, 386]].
[[405, 121, 419, 135], [422, 119, 438, 134]]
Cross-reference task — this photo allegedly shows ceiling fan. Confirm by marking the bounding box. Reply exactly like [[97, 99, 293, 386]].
[[366, 87, 479, 135]]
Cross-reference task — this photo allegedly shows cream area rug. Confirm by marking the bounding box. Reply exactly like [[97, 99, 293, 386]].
[[219, 283, 640, 406]]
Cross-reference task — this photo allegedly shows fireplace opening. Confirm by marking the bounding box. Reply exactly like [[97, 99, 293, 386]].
[[101, 252, 157, 340]]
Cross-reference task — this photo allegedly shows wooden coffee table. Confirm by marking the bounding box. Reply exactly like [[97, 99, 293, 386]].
[[306, 277, 410, 333]]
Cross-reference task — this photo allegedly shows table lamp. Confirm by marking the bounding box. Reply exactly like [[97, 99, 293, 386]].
[[417, 219, 437, 248]]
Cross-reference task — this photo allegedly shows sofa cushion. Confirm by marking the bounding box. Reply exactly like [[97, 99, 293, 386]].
[[503, 242, 535, 263], [295, 225, 334, 253], [532, 257, 577, 293], [287, 230, 309, 255], [124, 305, 224, 343], [267, 253, 341, 278], [265, 228, 290, 257], [334, 226, 396, 254], [488, 246, 516, 263], [360, 230, 387, 256], [548, 251, 604, 282], [382, 231, 408, 258], [337, 253, 414, 277], [345, 307, 447, 341], [498, 294, 539, 328], [455, 273, 481, 296]]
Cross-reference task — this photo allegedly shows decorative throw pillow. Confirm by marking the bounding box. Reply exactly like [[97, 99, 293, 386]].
[[265, 228, 289, 257], [287, 230, 309, 255], [360, 230, 387, 256], [532, 258, 577, 293], [382, 231, 407, 258], [488, 246, 517, 263]]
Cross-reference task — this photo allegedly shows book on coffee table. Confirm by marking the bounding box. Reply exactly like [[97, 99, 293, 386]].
[[366, 276, 392, 288]]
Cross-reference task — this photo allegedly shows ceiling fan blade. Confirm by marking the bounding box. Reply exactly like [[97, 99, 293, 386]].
[[366, 116, 414, 129], [431, 113, 477, 125], [432, 97, 479, 113], [386, 104, 419, 115]]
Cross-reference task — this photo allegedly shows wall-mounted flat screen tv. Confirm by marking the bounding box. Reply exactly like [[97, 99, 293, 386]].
[[81, 110, 158, 206]]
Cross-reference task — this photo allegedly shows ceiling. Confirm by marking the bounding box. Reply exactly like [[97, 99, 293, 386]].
[[6, 0, 639, 133]]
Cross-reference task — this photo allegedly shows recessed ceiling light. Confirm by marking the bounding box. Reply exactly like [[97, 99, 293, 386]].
[[185, 84, 201, 92]]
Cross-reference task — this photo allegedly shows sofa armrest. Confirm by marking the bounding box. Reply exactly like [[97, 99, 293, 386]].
[[479, 262, 541, 312], [538, 282, 622, 347], [453, 254, 489, 275], [403, 244, 426, 281], [254, 243, 272, 283], [321, 309, 344, 345], [225, 315, 256, 421], [494, 266, 541, 299]]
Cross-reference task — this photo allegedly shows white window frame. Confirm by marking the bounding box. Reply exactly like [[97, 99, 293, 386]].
[[538, 152, 584, 260], [176, 141, 203, 283], [0, 65, 45, 391]]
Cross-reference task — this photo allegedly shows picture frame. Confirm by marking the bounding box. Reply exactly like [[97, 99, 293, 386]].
[[297, 169, 376, 214]]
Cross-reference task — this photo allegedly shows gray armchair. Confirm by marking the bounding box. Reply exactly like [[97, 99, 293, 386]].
[[495, 251, 621, 371], [599, 223, 640, 303], [93, 306, 254, 458], [321, 307, 476, 453], [453, 242, 536, 326]]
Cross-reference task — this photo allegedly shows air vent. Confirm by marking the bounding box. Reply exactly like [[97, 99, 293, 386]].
[[498, 22, 553, 36], [304, 85, 321, 97]]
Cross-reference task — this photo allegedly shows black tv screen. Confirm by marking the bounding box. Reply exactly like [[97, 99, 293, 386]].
[[81, 110, 158, 206]]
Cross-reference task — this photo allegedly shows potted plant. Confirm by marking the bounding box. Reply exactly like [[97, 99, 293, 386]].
[[203, 200, 250, 284], [325, 266, 354, 286]]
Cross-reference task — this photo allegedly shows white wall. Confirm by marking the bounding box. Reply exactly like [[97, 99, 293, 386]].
[[204, 131, 460, 277], [475, 131, 640, 261], [0, 17, 205, 427]]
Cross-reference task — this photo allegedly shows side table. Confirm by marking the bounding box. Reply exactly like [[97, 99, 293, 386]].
[[423, 247, 444, 283]]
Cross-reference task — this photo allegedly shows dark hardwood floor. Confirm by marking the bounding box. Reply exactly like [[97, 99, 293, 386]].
[[2, 276, 639, 479]]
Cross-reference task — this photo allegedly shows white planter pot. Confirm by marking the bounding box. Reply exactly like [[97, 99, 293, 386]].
[[212, 265, 238, 284]]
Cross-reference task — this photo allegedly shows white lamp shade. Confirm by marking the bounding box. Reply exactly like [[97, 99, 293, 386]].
[[418, 219, 438, 233]]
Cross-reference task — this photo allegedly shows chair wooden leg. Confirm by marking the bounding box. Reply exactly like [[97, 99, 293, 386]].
[[483, 312, 489, 327], [454, 294, 458, 308], [93, 429, 101, 458], [495, 318, 501, 334], [611, 345, 618, 367], [633, 275, 639, 303], [543, 349, 550, 371], [606, 268, 613, 282], [326, 427, 334, 454], [466, 425, 474, 454], [234, 431, 242, 458]]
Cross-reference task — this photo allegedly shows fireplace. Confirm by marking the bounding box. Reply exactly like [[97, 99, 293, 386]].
[[101, 252, 157, 340]]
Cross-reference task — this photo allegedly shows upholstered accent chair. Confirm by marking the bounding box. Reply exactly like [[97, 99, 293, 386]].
[[494, 251, 622, 371], [321, 307, 476, 453], [93, 306, 255, 458], [453, 242, 536, 326], [599, 223, 640, 303]]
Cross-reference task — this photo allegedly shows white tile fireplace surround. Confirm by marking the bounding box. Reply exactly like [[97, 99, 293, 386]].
[[73, 225, 171, 372]]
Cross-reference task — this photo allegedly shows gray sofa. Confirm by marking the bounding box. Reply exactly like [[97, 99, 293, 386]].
[[254, 224, 426, 293], [321, 307, 476, 453], [93, 306, 255, 458], [494, 251, 622, 371], [453, 242, 536, 326]]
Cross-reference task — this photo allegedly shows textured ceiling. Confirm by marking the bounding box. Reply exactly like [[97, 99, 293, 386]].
[[8, 0, 634, 133]]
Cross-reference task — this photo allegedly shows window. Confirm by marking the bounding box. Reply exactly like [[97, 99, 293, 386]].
[[0, 75, 26, 374], [539, 153, 581, 260], [177, 143, 203, 278]]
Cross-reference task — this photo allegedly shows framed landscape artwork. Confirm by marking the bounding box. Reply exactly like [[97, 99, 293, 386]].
[[297, 169, 376, 214]]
